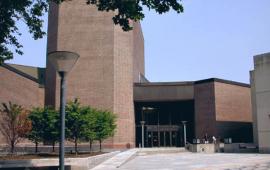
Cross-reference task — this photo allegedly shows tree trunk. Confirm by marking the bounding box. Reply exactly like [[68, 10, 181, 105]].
[[89, 140, 92, 153], [35, 142, 38, 153], [99, 140, 102, 152], [10, 140, 15, 154], [75, 138, 78, 155], [52, 142, 55, 152]]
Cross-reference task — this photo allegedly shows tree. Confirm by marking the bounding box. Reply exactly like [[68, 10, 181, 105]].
[[0, 102, 31, 154], [28, 107, 59, 153], [0, 0, 184, 63], [65, 99, 88, 155], [28, 107, 43, 153], [95, 110, 117, 152], [82, 107, 97, 152], [42, 107, 59, 152]]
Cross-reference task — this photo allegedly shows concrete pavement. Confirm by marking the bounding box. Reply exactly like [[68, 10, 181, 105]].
[[91, 149, 270, 170]]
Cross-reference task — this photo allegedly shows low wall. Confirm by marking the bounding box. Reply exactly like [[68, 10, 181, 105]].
[[0, 145, 123, 155], [259, 147, 270, 153], [188, 144, 217, 153], [224, 143, 258, 153], [0, 151, 120, 170]]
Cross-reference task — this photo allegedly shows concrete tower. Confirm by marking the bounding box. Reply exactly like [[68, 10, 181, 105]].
[[250, 52, 270, 152], [45, 1, 144, 148]]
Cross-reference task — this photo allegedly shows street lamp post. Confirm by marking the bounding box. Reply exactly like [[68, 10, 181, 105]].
[[181, 121, 187, 147], [48, 51, 79, 170], [140, 121, 145, 148], [141, 107, 155, 148]]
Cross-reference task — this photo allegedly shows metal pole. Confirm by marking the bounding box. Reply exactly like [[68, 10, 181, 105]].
[[157, 111, 160, 147], [183, 123, 186, 147], [59, 72, 66, 170], [142, 123, 144, 148]]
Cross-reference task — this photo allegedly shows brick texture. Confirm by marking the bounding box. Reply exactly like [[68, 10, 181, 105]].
[[0, 67, 44, 109], [132, 22, 145, 82], [45, 1, 144, 148], [194, 80, 252, 142], [214, 82, 252, 122], [194, 82, 216, 139], [0, 66, 44, 144]]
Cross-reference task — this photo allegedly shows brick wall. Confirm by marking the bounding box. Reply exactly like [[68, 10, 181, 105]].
[[194, 80, 253, 142], [0, 66, 44, 144], [45, 1, 144, 148], [0, 67, 44, 109], [194, 82, 216, 139], [214, 82, 252, 122], [132, 22, 145, 82]]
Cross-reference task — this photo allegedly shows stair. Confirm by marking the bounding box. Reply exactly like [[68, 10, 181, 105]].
[[137, 147, 188, 155]]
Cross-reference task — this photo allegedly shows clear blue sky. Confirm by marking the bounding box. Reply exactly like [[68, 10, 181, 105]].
[[8, 0, 270, 84]]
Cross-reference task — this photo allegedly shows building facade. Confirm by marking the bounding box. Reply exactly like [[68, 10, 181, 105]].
[[134, 79, 252, 147], [250, 52, 270, 153], [45, 1, 144, 148], [0, 2, 253, 148]]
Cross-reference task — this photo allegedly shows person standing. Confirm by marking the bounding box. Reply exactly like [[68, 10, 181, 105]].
[[212, 136, 217, 144], [204, 133, 209, 143]]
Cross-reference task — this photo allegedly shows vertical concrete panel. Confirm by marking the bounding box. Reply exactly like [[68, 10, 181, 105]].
[[250, 71, 258, 145], [252, 53, 270, 152]]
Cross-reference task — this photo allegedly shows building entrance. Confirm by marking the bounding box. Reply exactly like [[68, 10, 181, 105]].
[[135, 101, 195, 148], [146, 125, 181, 147]]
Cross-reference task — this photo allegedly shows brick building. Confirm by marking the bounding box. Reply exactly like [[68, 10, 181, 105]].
[[0, 1, 253, 147]]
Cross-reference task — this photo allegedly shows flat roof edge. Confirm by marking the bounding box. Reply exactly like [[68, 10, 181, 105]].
[[134, 78, 250, 88], [195, 78, 250, 88], [134, 81, 194, 86], [1, 63, 40, 84]]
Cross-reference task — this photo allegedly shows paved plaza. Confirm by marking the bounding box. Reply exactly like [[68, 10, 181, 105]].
[[93, 151, 270, 170]]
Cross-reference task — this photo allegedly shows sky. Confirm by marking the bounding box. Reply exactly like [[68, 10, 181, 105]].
[[8, 0, 270, 84]]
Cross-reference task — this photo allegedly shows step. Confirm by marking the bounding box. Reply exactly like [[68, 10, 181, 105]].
[[138, 147, 188, 155]]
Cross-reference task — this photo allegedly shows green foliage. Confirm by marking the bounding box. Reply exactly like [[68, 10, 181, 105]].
[[95, 110, 117, 151], [0, 102, 31, 153], [0, 0, 49, 63], [0, 0, 183, 63], [41, 107, 59, 150], [28, 107, 59, 152], [65, 98, 117, 153], [87, 0, 184, 31], [81, 107, 97, 152], [65, 99, 89, 154], [28, 107, 43, 152]]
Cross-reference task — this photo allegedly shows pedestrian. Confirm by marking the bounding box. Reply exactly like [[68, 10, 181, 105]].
[[212, 136, 217, 144], [204, 133, 209, 144]]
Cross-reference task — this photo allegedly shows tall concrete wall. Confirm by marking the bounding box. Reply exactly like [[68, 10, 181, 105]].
[[45, 1, 144, 148], [251, 52, 270, 152], [250, 71, 258, 145]]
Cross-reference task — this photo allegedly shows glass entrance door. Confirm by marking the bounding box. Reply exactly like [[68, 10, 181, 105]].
[[147, 128, 180, 147]]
